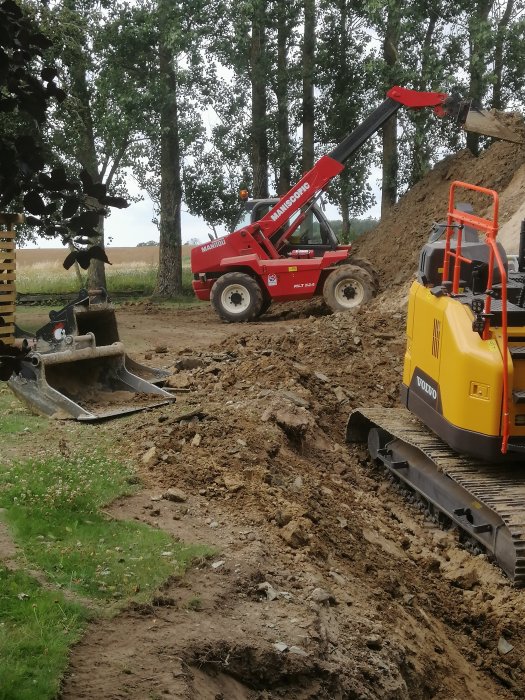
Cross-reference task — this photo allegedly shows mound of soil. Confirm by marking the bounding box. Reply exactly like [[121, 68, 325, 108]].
[[354, 121, 525, 293]]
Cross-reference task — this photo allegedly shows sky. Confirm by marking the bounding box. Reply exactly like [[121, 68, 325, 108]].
[[22, 170, 382, 250]]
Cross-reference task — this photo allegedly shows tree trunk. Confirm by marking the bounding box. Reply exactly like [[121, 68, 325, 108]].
[[276, 4, 292, 195], [467, 0, 494, 154], [381, 2, 400, 216], [250, 0, 269, 198], [493, 0, 514, 110], [64, 0, 106, 289], [410, 16, 437, 186], [154, 10, 182, 297], [302, 0, 315, 172]]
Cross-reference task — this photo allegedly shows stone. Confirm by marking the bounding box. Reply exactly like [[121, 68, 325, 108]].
[[142, 446, 157, 465], [366, 634, 383, 650], [288, 646, 308, 657], [211, 560, 225, 570], [498, 636, 514, 655], [274, 407, 313, 439], [329, 571, 346, 586], [280, 390, 310, 408], [175, 357, 206, 370], [191, 433, 202, 447], [280, 519, 311, 549], [223, 474, 243, 492], [273, 642, 288, 653], [154, 344, 168, 354], [333, 386, 346, 402], [163, 487, 188, 503], [314, 372, 330, 383], [257, 582, 279, 601], [310, 587, 336, 605], [166, 373, 192, 389], [291, 476, 304, 492]]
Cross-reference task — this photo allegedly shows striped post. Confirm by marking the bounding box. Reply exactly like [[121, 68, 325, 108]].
[[0, 213, 23, 346]]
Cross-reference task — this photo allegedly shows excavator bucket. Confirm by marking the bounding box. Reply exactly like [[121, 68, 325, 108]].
[[463, 105, 523, 144], [8, 289, 175, 421]]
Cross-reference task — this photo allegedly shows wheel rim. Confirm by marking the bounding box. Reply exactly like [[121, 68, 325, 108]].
[[334, 277, 365, 308], [220, 283, 251, 314]]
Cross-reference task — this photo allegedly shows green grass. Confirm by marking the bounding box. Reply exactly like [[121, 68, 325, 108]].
[[0, 567, 87, 700], [0, 385, 46, 437], [0, 454, 209, 603], [0, 451, 212, 697], [16, 265, 195, 297]]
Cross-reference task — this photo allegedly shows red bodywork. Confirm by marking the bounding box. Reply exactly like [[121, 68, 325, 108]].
[[191, 86, 452, 303]]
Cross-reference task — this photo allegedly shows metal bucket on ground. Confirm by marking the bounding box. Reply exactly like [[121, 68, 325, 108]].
[[10, 287, 175, 421]]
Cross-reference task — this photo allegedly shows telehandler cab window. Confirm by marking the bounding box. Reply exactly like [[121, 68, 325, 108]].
[[288, 207, 332, 245]]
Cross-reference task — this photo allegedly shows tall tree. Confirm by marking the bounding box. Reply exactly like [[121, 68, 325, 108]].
[[34, 0, 149, 286], [250, 0, 269, 197], [492, 0, 516, 109], [273, 0, 296, 194], [302, 0, 315, 172], [466, 0, 494, 154], [316, 0, 373, 237], [155, 0, 183, 295], [380, 0, 401, 216]]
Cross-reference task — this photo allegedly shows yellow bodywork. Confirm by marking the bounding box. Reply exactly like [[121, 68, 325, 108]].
[[404, 280, 525, 439]]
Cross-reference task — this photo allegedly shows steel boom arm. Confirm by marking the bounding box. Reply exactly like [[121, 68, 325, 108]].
[[255, 86, 450, 242]]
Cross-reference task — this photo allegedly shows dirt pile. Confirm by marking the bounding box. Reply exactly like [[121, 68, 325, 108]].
[[354, 122, 525, 295], [57, 302, 524, 698]]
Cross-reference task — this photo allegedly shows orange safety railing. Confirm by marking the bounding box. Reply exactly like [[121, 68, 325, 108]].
[[442, 181, 509, 453]]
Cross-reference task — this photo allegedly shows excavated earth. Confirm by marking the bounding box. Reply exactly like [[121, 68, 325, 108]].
[[15, 126, 525, 699]]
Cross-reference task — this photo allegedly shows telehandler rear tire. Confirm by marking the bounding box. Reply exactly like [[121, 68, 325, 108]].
[[323, 264, 374, 312], [211, 272, 264, 322]]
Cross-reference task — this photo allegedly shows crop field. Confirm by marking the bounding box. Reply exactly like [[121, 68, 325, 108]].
[[15, 245, 193, 295]]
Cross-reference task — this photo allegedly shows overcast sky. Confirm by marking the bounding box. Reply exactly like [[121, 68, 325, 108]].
[[23, 171, 382, 250]]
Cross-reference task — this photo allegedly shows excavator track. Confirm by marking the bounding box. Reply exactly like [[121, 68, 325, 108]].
[[347, 406, 525, 584]]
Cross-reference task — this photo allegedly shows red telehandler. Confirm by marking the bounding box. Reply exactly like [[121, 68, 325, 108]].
[[191, 86, 519, 322]]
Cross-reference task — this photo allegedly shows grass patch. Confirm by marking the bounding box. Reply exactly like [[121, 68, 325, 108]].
[[0, 454, 210, 603], [0, 385, 46, 437], [16, 261, 195, 297], [0, 567, 87, 700]]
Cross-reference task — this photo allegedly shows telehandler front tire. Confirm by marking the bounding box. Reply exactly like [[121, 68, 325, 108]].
[[323, 264, 374, 312], [210, 272, 264, 322]]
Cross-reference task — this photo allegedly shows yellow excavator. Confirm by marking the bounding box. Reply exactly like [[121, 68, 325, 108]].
[[348, 180, 525, 584]]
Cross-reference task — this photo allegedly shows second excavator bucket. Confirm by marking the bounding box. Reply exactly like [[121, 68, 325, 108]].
[[9, 289, 175, 421], [463, 106, 523, 144], [9, 335, 175, 421]]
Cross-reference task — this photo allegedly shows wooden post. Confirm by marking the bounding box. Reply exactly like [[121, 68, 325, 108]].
[[0, 213, 23, 346]]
